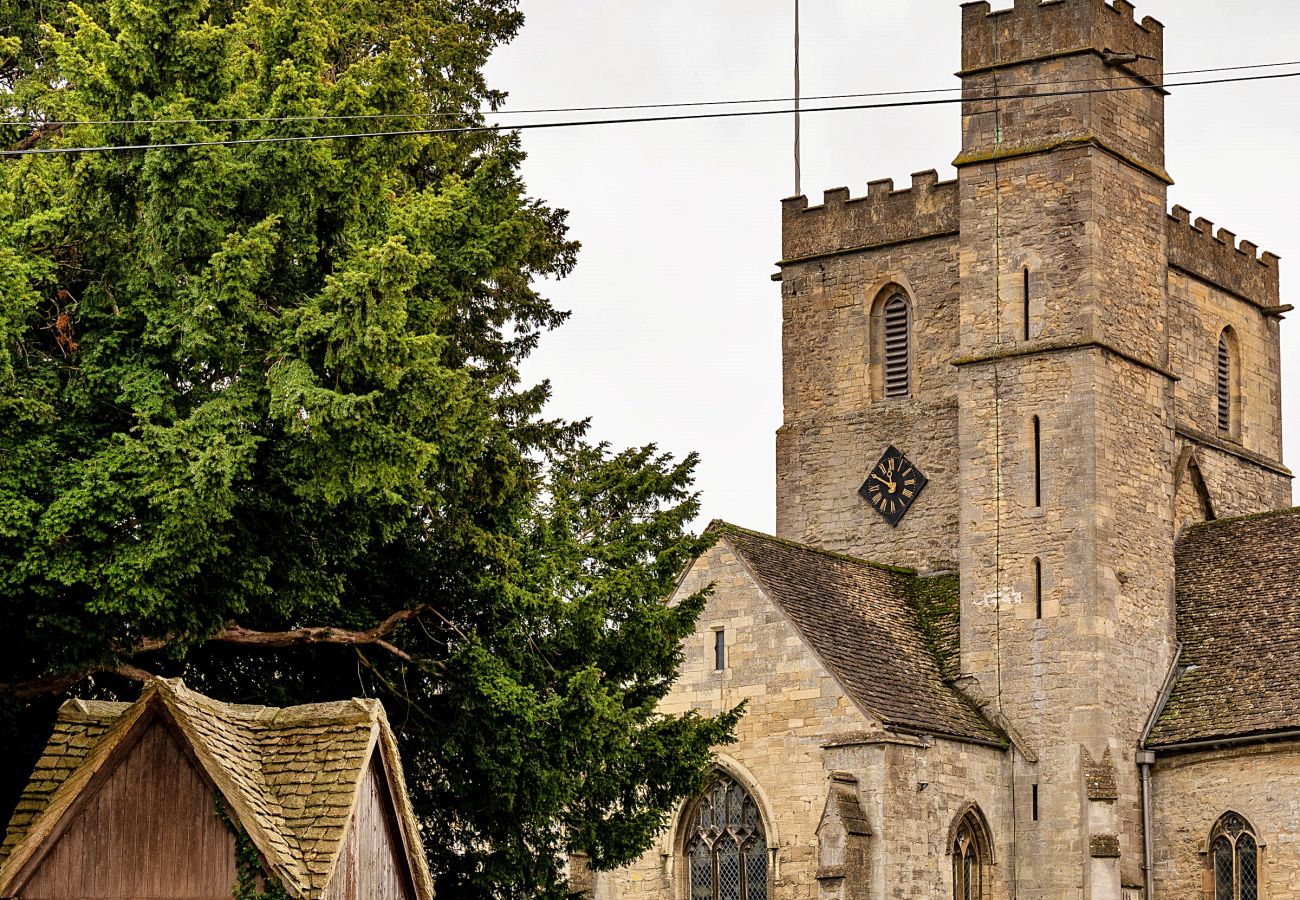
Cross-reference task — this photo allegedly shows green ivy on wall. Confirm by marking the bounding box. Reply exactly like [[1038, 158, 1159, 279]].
[[214, 795, 292, 900]]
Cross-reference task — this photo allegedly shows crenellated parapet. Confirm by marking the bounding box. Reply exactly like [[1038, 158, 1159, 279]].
[[780, 170, 959, 264], [1166, 206, 1281, 308], [961, 0, 1163, 78]]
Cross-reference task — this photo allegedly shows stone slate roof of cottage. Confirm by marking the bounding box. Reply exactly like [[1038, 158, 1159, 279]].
[[0, 678, 434, 899], [1147, 508, 1300, 749], [712, 523, 1003, 747]]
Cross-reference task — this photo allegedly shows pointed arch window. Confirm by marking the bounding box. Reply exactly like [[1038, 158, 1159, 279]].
[[1210, 812, 1259, 900], [685, 775, 768, 900], [1217, 330, 1233, 432], [882, 294, 912, 399], [948, 806, 993, 900]]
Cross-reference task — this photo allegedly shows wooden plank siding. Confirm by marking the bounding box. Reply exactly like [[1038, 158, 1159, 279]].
[[322, 757, 414, 900], [17, 721, 237, 899]]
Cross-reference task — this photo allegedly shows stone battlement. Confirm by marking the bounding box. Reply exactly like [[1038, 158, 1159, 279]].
[[1167, 206, 1281, 308], [780, 170, 959, 263], [961, 0, 1163, 78]]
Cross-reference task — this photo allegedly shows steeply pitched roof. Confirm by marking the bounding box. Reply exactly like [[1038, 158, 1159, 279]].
[[1147, 508, 1300, 749], [0, 679, 434, 899], [712, 523, 1003, 747]]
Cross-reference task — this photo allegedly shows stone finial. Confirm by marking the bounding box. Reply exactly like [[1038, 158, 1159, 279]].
[[1193, 216, 1214, 235], [1216, 228, 1236, 247], [1083, 748, 1119, 801], [1169, 205, 1191, 225], [1111, 0, 1135, 21]]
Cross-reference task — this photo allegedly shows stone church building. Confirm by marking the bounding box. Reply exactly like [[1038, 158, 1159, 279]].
[[594, 2, 1300, 899]]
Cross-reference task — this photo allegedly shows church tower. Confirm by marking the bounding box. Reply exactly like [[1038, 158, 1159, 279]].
[[773, 1, 1287, 897], [953, 2, 1173, 896]]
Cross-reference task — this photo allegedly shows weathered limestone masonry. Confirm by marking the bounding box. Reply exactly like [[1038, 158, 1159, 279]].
[[777, 174, 961, 572], [1150, 742, 1300, 900], [600, 2, 1295, 899], [598, 540, 878, 900], [954, 3, 1176, 896]]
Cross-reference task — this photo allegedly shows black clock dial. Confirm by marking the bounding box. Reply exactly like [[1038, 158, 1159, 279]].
[[858, 446, 928, 527]]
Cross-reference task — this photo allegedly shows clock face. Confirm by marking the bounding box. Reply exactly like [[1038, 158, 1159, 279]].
[[859, 446, 928, 527]]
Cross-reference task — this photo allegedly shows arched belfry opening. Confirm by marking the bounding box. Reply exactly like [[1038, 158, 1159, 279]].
[[869, 287, 914, 401]]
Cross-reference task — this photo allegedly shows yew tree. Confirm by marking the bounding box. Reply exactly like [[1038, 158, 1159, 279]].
[[0, 0, 736, 895]]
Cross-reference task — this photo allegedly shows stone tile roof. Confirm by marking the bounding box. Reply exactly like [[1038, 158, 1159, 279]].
[[1147, 508, 1300, 749], [713, 523, 1003, 746], [0, 679, 434, 899]]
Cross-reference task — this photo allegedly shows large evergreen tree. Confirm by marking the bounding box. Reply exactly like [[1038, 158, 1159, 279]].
[[0, 0, 737, 894]]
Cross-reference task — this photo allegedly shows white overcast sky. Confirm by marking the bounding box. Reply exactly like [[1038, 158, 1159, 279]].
[[484, 1, 1300, 534]]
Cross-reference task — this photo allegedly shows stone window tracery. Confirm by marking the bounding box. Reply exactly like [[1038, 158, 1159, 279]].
[[1209, 812, 1259, 900], [948, 806, 993, 900], [684, 774, 768, 900]]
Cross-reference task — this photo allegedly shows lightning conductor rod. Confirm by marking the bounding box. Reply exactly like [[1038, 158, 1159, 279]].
[[793, 0, 802, 197]]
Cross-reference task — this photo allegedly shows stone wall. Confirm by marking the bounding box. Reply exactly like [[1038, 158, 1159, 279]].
[[599, 539, 878, 900], [775, 230, 961, 571], [1168, 266, 1286, 463], [1167, 208, 1281, 311], [822, 737, 1013, 900], [1150, 741, 1300, 899]]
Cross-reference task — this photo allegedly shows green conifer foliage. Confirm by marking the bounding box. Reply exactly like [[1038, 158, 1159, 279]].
[[0, 0, 737, 894]]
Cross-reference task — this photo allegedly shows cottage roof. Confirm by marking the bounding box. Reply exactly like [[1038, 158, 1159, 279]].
[[0, 678, 434, 898], [711, 523, 1003, 747], [1147, 508, 1300, 749]]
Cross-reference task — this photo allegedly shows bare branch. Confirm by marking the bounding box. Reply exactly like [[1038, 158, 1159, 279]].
[[0, 664, 154, 700], [8, 122, 62, 153], [210, 605, 431, 662]]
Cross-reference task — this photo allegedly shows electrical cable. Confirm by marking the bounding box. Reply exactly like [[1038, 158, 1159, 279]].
[[0, 58, 1296, 132]]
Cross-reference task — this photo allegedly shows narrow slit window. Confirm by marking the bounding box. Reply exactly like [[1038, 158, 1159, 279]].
[[1031, 784, 1039, 821], [1034, 558, 1043, 620], [714, 629, 726, 671], [1023, 268, 1031, 341], [1032, 415, 1042, 508], [882, 294, 911, 399], [1217, 331, 1232, 432]]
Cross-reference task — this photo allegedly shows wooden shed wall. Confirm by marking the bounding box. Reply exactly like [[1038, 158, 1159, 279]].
[[322, 757, 414, 900], [18, 720, 237, 899]]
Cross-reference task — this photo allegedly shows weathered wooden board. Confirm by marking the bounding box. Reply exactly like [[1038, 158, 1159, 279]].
[[20, 720, 237, 899], [322, 757, 414, 900]]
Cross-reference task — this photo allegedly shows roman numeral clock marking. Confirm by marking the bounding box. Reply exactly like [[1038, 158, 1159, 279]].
[[858, 446, 928, 527]]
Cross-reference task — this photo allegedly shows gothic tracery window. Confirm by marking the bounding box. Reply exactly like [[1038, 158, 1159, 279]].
[[949, 806, 992, 900], [1210, 812, 1259, 900], [684, 775, 767, 900]]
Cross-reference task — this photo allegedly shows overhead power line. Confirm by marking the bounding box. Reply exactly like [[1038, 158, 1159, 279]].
[[2, 58, 1298, 130], [2, 69, 1298, 158]]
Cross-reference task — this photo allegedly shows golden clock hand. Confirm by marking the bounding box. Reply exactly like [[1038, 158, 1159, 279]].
[[871, 474, 894, 489]]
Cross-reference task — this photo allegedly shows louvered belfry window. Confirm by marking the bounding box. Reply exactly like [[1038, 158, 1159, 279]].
[[882, 294, 911, 399], [685, 775, 767, 900], [1217, 331, 1232, 432], [1210, 812, 1259, 900]]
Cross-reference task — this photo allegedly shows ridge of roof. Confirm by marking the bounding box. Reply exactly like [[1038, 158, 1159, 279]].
[[710, 525, 1004, 747], [707, 520, 919, 576], [0, 679, 434, 899]]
